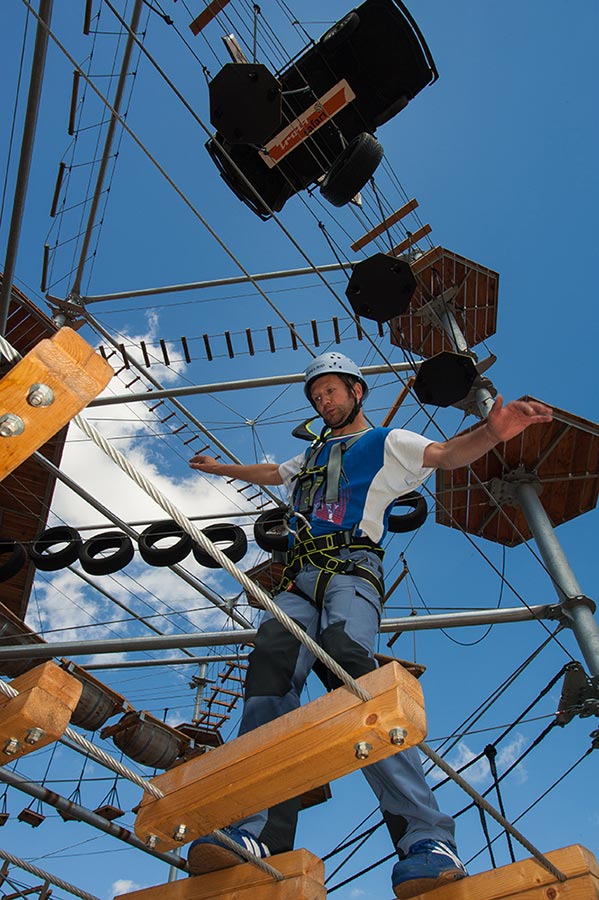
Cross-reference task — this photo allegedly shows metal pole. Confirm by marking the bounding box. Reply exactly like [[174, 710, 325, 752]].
[[0, 605, 556, 662], [70, 0, 143, 298], [430, 306, 599, 681], [84, 652, 250, 670], [192, 662, 208, 724], [79, 262, 355, 304], [0, 768, 188, 873], [517, 482, 599, 678], [89, 362, 417, 408], [33, 451, 254, 629], [0, 0, 53, 334]]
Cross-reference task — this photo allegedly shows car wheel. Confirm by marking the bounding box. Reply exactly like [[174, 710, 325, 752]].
[[318, 12, 360, 49], [192, 524, 248, 568], [387, 491, 428, 533], [254, 508, 290, 552], [79, 531, 135, 576], [29, 526, 83, 571], [0, 539, 27, 582], [138, 520, 193, 567], [320, 133, 384, 207]]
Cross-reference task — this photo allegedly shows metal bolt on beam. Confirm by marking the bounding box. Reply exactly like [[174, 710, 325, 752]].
[[390, 727, 407, 746], [173, 824, 188, 842], [3, 739, 21, 756], [0, 414, 25, 437], [27, 382, 54, 407], [25, 727, 45, 744], [354, 741, 372, 760]]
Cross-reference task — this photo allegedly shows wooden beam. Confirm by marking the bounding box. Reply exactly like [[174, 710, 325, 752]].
[[403, 844, 598, 900], [114, 849, 325, 900], [381, 376, 416, 427], [391, 224, 432, 257], [190, 0, 232, 36], [0, 661, 82, 761], [0, 327, 112, 482], [350, 199, 419, 252], [134, 661, 426, 850]]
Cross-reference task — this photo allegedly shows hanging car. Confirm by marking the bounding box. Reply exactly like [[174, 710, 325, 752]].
[[206, 0, 438, 218]]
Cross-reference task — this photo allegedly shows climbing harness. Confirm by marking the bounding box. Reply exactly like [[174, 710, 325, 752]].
[[292, 430, 365, 513], [278, 429, 386, 604]]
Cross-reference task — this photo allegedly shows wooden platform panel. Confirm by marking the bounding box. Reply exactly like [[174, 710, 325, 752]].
[[0, 661, 82, 760], [435, 398, 599, 546], [402, 845, 599, 900], [115, 849, 325, 900], [0, 326, 112, 482], [389, 245, 498, 357], [134, 661, 426, 850]]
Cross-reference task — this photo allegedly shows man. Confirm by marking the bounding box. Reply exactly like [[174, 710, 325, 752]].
[[188, 352, 552, 898]]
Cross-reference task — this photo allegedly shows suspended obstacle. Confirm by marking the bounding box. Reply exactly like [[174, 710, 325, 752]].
[[114, 849, 325, 900], [0, 661, 82, 762], [134, 661, 426, 851]]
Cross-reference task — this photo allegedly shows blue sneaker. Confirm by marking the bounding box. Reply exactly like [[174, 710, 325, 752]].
[[392, 840, 467, 898], [188, 825, 271, 875]]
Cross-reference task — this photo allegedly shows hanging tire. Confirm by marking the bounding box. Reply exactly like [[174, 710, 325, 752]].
[[387, 491, 428, 533], [138, 520, 192, 567], [79, 531, 135, 576], [0, 540, 27, 582], [29, 526, 82, 571], [320, 133, 384, 207], [192, 524, 248, 568], [254, 508, 290, 552], [318, 12, 360, 49]]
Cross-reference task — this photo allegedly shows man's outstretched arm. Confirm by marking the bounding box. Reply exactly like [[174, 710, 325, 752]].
[[423, 396, 553, 471], [189, 453, 284, 485]]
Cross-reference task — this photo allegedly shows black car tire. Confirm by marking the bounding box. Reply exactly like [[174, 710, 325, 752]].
[[254, 508, 290, 552], [79, 531, 135, 576], [138, 520, 193, 567], [29, 526, 83, 571], [0, 539, 27, 582], [320, 133, 384, 207], [387, 491, 428, 533], [319, 12, 360, 49], [192, 524, 248, 568]]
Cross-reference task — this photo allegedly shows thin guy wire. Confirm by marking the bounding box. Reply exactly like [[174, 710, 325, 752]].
[[418, 740, 567, 882]]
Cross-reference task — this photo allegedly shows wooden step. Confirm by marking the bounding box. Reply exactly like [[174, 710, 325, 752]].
[[114, 849, 324, 900], [400, 844, 598, 900], [134, 661, 426, 851], [0, 661, 82, 761], [0, 327, 113, 482]]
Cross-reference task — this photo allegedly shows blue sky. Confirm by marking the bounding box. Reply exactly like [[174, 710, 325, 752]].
[[1, 1, 598, 899]]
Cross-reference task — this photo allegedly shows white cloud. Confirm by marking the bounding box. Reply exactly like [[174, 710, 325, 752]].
[[111, 879, 142, 897]]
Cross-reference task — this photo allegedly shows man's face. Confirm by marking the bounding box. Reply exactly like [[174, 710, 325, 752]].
[[309, 374, 361, 428]]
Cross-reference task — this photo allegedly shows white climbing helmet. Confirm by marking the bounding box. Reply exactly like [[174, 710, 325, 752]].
[[304, 352, 369, 406]]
